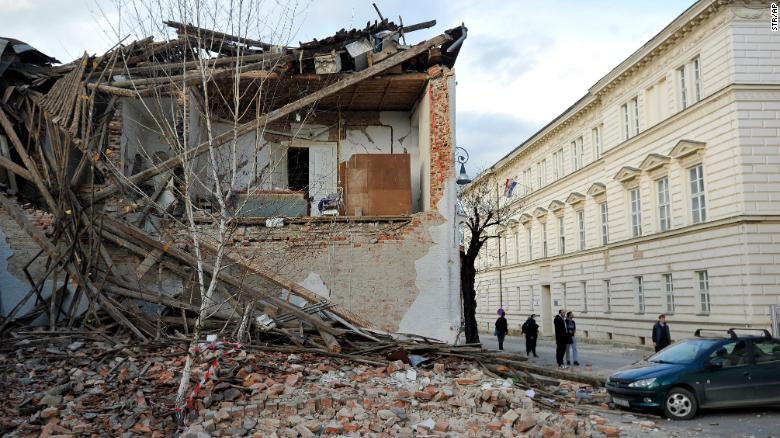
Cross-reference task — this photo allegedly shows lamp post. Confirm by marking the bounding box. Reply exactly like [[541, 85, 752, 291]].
[[455, 146, 471, 185]]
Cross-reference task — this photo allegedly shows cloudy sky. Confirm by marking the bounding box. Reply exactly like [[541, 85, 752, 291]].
[[1, 0, 694, 168]]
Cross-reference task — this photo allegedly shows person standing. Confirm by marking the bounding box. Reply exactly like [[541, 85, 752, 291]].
[[554, 309, 568, 368], [495, 308, 508, 351], [521, 314, 539, 357], [565, 311, 580, 366], [652, 314, 672, 352]]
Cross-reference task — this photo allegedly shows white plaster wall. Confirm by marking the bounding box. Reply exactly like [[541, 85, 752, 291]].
[[398, 76, 461, 343]]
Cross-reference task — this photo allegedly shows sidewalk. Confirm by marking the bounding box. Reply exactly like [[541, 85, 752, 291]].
[[481, 335, 649, 378]]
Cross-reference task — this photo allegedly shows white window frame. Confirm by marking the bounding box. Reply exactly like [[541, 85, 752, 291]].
[[621, 103, 630, 140], [697, 270, 711, 314], [630, 187, 642, 237], [552, 151, 560, 180], [690, 164, 706, 224], [529, 285, 535, 311], [527, 228, 533, 261], [515, 228, 521, 264], [558, 216, 565, 255], [537, 161, 543, 188], [604, 279, 611, 312], [693, 56, 702, 103], [562, 283, 568, 309], [592, 125, 601, 160], [557, 148, 564, 178], [581, 280, 588, 313], [600, 202, 609, 245], [631, 97, 640, 135], [577, 210, 585, 250], [635, 276, 645, 314], [664, 273, 675, 314], [542, 222, 548, 258], [657, 177, 671, 232], [678, 65, 688, 110], [523, 168, 532, 194]]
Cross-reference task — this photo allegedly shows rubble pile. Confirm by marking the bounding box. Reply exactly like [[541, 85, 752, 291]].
[[1, 338, 635, 437]]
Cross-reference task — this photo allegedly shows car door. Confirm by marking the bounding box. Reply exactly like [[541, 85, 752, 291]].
[[700, 340, 753, 407], [748, 338, 780, 403]]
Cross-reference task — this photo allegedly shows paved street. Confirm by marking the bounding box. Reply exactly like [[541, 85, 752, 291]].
[[482, 335, 780, 438]]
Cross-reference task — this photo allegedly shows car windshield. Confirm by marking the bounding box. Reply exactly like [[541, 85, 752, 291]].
[[649, 339, 719, 365]]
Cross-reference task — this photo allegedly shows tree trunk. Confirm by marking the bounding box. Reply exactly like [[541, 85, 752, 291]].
[[460, 251, 480, 344]]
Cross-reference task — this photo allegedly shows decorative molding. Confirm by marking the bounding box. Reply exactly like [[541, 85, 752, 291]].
[[587, 182, 607, 203], [519, 213, 533, 225], [614, 166, 642, 185], [533, 207, 549, 220], [565, 192, 586, 209], [639, 153, 672, 180], [548, 200, 565, 215], [670, 139, 705, 159], [670, 139, 706, 168]]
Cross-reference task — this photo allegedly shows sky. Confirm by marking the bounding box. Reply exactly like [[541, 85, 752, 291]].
[[0, 0, 695, 170]]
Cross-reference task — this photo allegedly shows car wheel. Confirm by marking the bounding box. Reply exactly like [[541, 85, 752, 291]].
[[663, 387, 698, 420]]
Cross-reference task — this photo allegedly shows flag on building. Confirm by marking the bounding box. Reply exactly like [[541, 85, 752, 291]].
[[504, 178, 518, 198]]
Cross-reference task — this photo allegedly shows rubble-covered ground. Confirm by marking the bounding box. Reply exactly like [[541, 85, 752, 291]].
[[0, 338, 675, 437]]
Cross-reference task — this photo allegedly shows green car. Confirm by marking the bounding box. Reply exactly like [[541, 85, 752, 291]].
[[606, 329, 780, 420]]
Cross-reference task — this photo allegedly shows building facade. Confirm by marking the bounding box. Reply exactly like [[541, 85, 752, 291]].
[[473, 0, 780, 345]]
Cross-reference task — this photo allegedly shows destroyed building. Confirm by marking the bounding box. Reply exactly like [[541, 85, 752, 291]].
[[0, 18, 466, 344]]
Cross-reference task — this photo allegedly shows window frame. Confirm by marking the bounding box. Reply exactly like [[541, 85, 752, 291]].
[[577, 210, 586, 250], [678, 65, 688, 110], [604, 279, 612, 313], [631, 96, 640, 135], [635, 276, 645, 314], [558, 216, 565, 255], [542, 222, 548, 258], [657, 176, 671, 232], [600, 202, 609, 245], [663, 273, 675, 314], [697, 270, 711, 314], [527, 228, 533, 261], [693, 56, 702, 103], [630, 187, 642, 237], [592, 125, 602, 160], [621, 103, 630, 141], [690, 164, 707, 224], [581, 280, 588, 313]]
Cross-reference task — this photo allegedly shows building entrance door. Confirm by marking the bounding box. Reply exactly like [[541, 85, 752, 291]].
[[541, 284, 552, 336]]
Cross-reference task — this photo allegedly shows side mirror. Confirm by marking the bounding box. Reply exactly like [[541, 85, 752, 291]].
[[705, 359, 723, 370]]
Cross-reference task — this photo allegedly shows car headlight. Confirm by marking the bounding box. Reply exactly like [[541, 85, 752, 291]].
[[628, 378, 657, 388]]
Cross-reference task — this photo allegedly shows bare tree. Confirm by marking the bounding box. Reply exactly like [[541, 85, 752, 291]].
[[95, 0, 308, 417], [458, 173, 518, 344]]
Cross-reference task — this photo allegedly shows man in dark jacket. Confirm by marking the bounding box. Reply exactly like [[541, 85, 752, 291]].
[[521, 314, 539, 357], [554, 309, 568, 368], [652, 314, 672, 352], [495, 308, 508, 350]]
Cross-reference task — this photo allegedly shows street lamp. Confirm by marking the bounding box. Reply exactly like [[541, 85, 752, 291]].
[[455, 146, 471, 185]]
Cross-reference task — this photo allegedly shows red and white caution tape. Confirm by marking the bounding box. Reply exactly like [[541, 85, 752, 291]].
[[176, 339, 242, 421]]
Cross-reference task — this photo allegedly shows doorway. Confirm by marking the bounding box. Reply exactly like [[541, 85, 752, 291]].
[[287, 147, 309, 192], [541, 284, 552, 336]]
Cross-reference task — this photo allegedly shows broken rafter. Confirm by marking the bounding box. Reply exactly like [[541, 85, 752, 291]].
[[91, 32, 452, 201], [164, 20, 276, 51]]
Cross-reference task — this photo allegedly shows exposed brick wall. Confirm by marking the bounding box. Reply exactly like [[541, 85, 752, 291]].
[[427, 66, 455, 210], [193, 212, 447, 333]]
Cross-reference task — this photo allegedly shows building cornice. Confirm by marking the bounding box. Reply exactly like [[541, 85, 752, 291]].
[[482, 0, 730, 178]]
